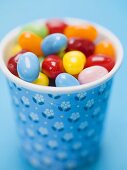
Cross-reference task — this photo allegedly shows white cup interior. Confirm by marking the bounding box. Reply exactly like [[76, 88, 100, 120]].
[[0, 18, 123, 94]]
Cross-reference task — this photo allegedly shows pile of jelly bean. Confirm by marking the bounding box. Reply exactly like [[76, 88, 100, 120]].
[[7, 19, 116, 87]]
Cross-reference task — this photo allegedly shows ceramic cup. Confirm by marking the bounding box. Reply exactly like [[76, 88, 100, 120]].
[[0, 18, 123, 170]]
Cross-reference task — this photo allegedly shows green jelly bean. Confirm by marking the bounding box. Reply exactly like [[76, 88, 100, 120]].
[[20, 23, 49, 38], [39, 57, 44, 71], [57, 51, 65, 58]]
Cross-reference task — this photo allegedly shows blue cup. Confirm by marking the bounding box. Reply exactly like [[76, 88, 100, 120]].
[[0, 18, 123, 170]]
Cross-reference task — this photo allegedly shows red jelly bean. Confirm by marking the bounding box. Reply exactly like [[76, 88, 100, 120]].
[[7, 50, 26, 76], [46, 19, 67, 34], [66, 38, 95, 57], [86, 54, 115, 71], [42, 55, 64, 79]]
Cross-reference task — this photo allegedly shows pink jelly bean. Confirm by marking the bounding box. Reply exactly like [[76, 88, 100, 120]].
[[78, 66, 108, 84]]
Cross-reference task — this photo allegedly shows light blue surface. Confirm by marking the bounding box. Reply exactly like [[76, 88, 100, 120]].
[[0, 0, 127, 170]]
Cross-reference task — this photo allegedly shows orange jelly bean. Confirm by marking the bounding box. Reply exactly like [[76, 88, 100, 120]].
[[95, 40, 115, 59], [64, 25, 97, 41], [18, 32, 43, 56]]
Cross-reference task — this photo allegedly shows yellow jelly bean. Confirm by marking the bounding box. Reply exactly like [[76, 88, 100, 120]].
[[63, 51, 86, 75], [33, 72, 49, 86], [10, 44, 22, 56]]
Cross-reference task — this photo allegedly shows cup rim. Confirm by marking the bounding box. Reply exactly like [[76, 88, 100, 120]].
[[0, 18, 123, 94]]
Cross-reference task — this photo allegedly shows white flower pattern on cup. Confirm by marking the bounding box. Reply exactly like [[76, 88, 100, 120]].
[[78, 121, 88, 131], [98, 84, 106, 95], [38, 127, 48, 137], [66, 161, 77, 169], [75, 92, 87, 101], [13, 96, 19, 107], [47, 140, 58, 149], [87, 129, 95, 138], [42, 109, 54, 119], [72, 142, 82, 150], [29, 112, 39, 122], [58, 101, 71, 111], [33, 94, 44, 105], [21, 96, 30, 107], [68, 112, 80, 122], [42, 156, 52, 166], [92, 107, 101, 117], [62, 133, 73, 142], [34, 143, 43, 152], [85, 99, 94, 110], [29, 157, 39, 167], [26, 128, 35, 138], [19, 112, 27, 123], [53, 122, 64, 131], [56, 152, 67, 160]]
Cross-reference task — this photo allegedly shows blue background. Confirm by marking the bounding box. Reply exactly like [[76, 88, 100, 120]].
[[0, 0, 126, 170]]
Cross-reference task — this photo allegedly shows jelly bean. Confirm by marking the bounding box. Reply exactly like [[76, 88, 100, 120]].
[[17, 52, 40, 82], [63, 51, 86, 75], [46, 19, 67, 34], [78, 66, 108, 84], [33, 72, 49, 86], [18, 32, 43, 56], [64, 25, 97, 41], [20, 23, 48, 38], [86, 54, 115, 71], [10, 44, 22, 56], [67, 38, 95, 57], [42, 55, 64, 79], [7, 50, 26, 76], [57, 51, 65, 58], [42, 33, 67, 56], [95, 40, 115, 59], [39, 57, 44, 71], [55, 73, 80, 87]]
